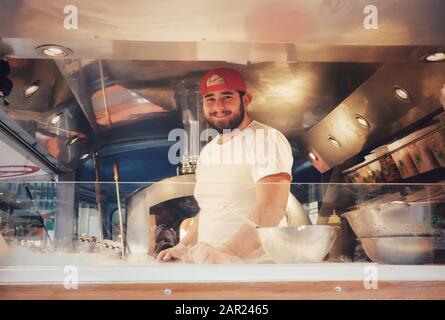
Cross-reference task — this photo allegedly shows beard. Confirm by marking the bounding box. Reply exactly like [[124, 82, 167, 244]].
[[205, 101, 245, 134]]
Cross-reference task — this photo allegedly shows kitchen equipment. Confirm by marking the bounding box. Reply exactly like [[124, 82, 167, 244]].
[[343, 201, 444, 238], [113, 161, 126, 260], [92, 149, 105, 254], [257, 225, 338, 263], [223, 205, 337, 263], [360, 236, 437, 265]]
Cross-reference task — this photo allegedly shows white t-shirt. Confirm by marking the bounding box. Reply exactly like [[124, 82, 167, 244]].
[[194, 120, 294, 246]]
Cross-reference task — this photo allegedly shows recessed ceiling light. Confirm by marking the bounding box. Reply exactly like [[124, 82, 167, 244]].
[[393, 85, 411, 102], [328, 136, 341, 148], [80, 153, 90, 160], [36, 44, 73, 58], [308, 152, 318, 161], [423, 52, 445, 62], [355, 114, 371, 129], [16, 200, 21, 204], [24, 80, 41, 98], [0, 192, 4, 196], [50, 113, 64, 126], [66, 136, 80, 146]]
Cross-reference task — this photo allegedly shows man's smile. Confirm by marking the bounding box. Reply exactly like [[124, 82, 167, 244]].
[[211, 111, 231, 119]]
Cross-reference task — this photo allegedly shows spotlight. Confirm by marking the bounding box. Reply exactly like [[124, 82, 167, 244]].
[[24, 80, 41, 98], [80, 153, 90, 160], [50, 113, 64, 126], [328, 136, 341, 148], [355, 114, 371, 129], [66, 136, 80, 146], [36, 44, 73, 58], [308, 152, 318, 161], [423, 52, 445, 63]]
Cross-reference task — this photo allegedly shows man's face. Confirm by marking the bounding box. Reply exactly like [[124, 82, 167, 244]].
[[202, 90, 245, 133]]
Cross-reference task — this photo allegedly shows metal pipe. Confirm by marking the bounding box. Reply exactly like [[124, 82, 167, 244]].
[[92, 149, 104, 254], [98, 60, 112, 128], [113, 161, 126, 259]]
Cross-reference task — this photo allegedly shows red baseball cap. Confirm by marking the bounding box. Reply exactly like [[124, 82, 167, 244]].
[[200, 68, 246, 96]]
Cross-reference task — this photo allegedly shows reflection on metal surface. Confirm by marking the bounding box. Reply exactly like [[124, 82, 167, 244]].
[[91, 84, 168, 126], [3, 38, 444, 62], [0, 58, 89, 170], [1, 0, 445, 45], [300, 63, 445, 172], [56, 60, 378, 140]]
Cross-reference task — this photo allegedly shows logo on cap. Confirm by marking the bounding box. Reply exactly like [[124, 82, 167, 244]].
[[206, 74, 226, 88]]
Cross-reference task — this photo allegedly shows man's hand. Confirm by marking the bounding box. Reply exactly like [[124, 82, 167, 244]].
[[157, 243, 189, 262], [187, 242, 242, 264]]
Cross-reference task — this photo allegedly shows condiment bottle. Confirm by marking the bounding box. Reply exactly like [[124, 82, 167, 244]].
[[327, 209, 342, 262]]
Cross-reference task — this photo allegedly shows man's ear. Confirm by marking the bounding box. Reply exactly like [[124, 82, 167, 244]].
[[243, 92, 253, 107]]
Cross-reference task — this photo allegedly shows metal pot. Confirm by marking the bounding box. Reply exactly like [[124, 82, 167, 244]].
[[343, 201, 443, 238], [257, 225, 338, 263], [360, 236, 438, 265]]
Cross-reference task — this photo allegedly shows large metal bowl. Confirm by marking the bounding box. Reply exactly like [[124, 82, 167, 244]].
[[360, 236, 437, 265], [343, 201, 443, 238], [256, 225, 338, 263]]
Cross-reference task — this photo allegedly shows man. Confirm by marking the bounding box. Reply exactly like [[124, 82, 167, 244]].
[[157, 67, 293, 263]]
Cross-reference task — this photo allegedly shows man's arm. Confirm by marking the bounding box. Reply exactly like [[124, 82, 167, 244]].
[[222, 172, 291, 259]]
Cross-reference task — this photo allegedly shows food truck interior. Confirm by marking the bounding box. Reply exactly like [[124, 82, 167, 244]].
[[0, 0, 445, 299]]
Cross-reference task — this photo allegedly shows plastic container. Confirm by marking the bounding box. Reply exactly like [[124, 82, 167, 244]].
[[426, 127, 445, 168], [407, 139, 439, 173], [403, 124, 441, 173], [364, 153, 384, 183], [342, 163, 365, 183], [388, 139, 419, 179], [369, 145, 401, 182]]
